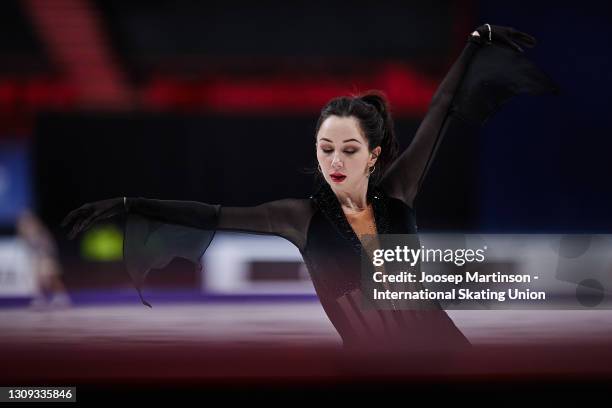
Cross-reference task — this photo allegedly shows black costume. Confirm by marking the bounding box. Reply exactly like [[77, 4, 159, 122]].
[[64, 26, 557, 351]]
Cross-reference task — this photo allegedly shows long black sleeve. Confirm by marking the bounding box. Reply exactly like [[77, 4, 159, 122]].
[[216, 199, 314, 250], [126, 197, 313, 249], [123, 197, 314, 307], [378, 40, 481, 208], [379, 37, 557, 208], [126, 198, 220, 230]]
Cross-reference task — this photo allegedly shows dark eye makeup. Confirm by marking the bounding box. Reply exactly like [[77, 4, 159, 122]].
[[320, 147, 358, 154]]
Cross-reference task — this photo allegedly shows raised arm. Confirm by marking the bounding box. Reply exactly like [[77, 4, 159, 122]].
[[379, 25, 547, 208], [378, 36, 480, 208]]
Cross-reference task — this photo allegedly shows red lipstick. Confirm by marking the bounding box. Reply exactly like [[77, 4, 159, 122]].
[[330, 172, 346, 183]]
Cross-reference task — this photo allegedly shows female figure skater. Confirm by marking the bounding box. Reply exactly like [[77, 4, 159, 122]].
[[17, 210, 72, 309], [61, 25, 556, 351]]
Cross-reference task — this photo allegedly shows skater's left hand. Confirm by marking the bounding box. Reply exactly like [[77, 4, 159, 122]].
[[469, 24, 537, 52]]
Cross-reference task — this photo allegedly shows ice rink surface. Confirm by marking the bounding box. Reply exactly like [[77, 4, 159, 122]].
[[1, 301, 611, 402]]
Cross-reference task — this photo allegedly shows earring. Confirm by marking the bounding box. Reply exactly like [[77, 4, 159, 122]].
[[367, 165, 376, 177], [317, 164, 322, 173]]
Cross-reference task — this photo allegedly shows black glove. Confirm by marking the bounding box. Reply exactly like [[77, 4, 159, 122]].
[[469, 24, 536, 53], [61, 198, 125, 240]]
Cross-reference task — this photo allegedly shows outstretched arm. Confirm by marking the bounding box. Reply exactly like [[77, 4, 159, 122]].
[[62, 196, 313, 251], [216, 199, 313, 250], [379, 25, 542, 208], [62, 196, 314, 307]]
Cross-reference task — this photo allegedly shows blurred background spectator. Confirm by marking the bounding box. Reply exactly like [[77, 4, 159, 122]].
[[16, 209, 71, 308]]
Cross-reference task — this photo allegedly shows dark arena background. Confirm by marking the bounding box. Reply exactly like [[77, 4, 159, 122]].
[[1, 0, 612, 403]]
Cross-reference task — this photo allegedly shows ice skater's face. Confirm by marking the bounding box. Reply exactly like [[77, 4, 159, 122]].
[[316, 116, 380, 192]]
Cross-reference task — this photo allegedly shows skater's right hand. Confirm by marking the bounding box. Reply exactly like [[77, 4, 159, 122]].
[[61, 198, 126, 240]]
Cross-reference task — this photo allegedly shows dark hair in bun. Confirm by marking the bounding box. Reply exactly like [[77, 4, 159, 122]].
[[314, 90, 399, 185]]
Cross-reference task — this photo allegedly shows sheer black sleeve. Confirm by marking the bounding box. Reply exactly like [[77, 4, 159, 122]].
[[123, 197, 314, 307], [379, 36, 557, 208]]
